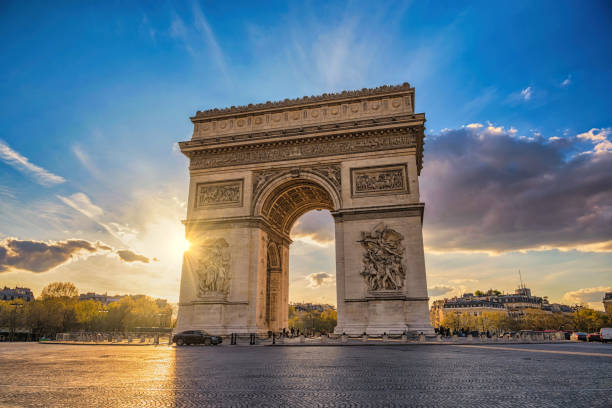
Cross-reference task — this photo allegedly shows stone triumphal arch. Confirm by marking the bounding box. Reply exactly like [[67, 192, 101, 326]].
[[176, 83, 433, 335]]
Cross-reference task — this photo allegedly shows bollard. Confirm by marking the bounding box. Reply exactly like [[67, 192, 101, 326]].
[[299, 334, 305, 343], [418, 333, 425, 342], [452, 334, 458, 342], [466, 334, 473, 342], [320, 334, 327, 344], [382, 333, 388, 343], [362, 333, 368, 343], [168, 334, 173, 345], [436, 334, 443, 342], [401, 334, 408, 342], [341, 334, 348, 343], [154, 334, 159, 345]]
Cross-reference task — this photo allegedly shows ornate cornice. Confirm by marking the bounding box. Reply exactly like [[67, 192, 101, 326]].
[[192, 82, 413, 120], [185, 126, 424, 173], [181, 113, 424, 150]]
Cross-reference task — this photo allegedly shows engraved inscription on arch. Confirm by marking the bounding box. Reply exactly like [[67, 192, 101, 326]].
[[195, 179, 243, 208], [350, 164, 408, 197]]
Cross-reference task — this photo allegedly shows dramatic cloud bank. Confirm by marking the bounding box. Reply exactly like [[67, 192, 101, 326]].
[[421, 125, 612, 253], [290, 210, 335, 246], [305, 272, 335, 288], [563, 286, 612, 309], [0, 238, 150, 273], [0, 140, 65, 186], [427, 285, 454, 297]]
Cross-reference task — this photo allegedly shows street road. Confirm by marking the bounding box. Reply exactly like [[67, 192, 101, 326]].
[[0, 342, 610, 407]]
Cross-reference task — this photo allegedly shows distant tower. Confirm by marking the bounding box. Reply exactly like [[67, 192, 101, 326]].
[[604, 292, 612, 315], [515, 270, 531, 297]]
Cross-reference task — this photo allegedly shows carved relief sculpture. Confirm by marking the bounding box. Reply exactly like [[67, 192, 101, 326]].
[[194, 238, 231, 298], [358, 224, 406, 291], [196, 180, 243, 208], [351, 165, 408, 197]]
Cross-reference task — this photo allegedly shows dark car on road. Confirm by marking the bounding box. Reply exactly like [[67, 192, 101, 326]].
[[587, 333, 602, 342], [173, 330, 222, 346]]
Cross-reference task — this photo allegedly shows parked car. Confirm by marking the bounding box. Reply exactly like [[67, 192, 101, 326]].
[[570, 332, 588, 341], [601, 328, 612, 343], [173, 330, 222, 346], [587, 333, 601, 342]]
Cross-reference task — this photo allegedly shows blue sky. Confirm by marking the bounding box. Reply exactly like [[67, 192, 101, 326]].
[[1, 1, 611, 308]]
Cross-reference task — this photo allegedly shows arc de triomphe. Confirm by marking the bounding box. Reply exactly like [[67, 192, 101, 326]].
[[175, 83, 433, 335]]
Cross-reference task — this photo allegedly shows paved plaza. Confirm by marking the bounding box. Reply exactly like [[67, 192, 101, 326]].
[[0, 343, 610, 407]]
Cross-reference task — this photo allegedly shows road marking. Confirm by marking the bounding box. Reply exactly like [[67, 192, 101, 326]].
[[453, 344, 612, 357]]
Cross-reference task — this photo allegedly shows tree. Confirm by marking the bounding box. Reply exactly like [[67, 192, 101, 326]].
[[40, 282, 78, 300]]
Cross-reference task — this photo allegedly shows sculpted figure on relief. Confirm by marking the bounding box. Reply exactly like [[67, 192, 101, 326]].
[[194, 238, 231, 298], [358, 224, 406, 291]]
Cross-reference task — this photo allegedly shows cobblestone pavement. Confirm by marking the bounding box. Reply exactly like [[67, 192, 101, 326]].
[[0, 343, 610, 407]]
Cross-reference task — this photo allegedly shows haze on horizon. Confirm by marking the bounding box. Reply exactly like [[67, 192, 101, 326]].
[[0, 1, 610, 310]]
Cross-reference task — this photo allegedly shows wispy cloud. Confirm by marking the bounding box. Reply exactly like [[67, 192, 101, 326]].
[[191, 1, 228, 80], [169, 2, 229, 82], [72, 145, 102, 179], [520, 86, 532, 101], [57, 192, 133, 246], [561, 75, 571, 87], [0, 140, 65, 186]]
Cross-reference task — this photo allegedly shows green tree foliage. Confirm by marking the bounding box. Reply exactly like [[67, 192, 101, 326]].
[[437, 307, 610, 334], [288, 306, 337, 334], [40, 282, 78, 299], [1, 282, 175, 339]]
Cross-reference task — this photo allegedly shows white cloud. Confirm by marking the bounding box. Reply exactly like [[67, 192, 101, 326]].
[[305, 272, 335, 288], [72, 145, 102, 178], [561, 75, 571, 87], [57, 192, 132, 246], [577, 128, 612, 154], [466, 123, 483, 129], [563, 286, 612, 310], [191, 1, 228, 80], [0, 140, 65, 186], [521, 86, 532, 101], [428, 285, 454, 297], [57, 192, 104, 219]]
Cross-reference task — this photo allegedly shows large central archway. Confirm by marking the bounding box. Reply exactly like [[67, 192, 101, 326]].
[[256, 175, 338, 332], [176, 83, 433, 335]]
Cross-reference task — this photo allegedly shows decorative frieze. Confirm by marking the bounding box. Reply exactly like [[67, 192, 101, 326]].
[[190, 130, 417, 170], [195, 180, 243, 208], [358, 223, 406, 291], [351, 164, 408, 197]]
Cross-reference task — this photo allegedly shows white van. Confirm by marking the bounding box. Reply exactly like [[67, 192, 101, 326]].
[[600, 328, 612, 343]]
